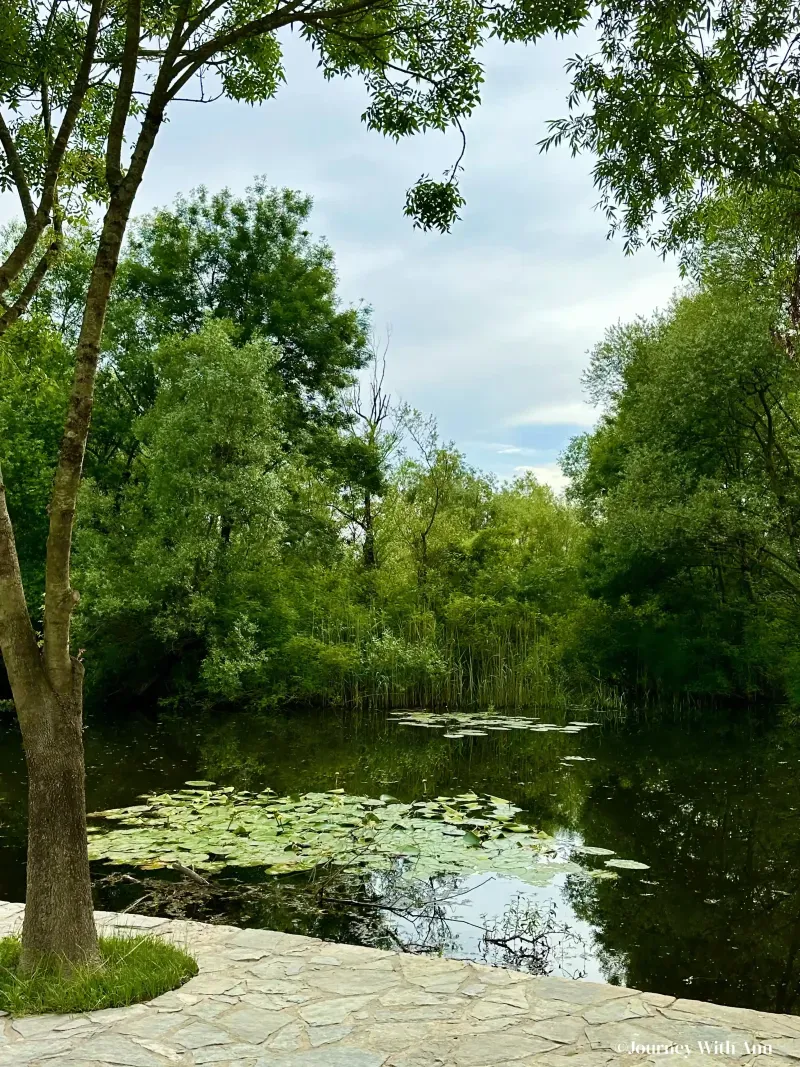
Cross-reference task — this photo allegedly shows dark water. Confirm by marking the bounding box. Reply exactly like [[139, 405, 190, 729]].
[[1, 703, 799, 1014]]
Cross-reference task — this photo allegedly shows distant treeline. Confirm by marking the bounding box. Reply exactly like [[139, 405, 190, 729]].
[[4, 181, 800, 710]]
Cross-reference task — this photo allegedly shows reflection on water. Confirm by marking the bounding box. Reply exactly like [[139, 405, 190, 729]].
[[1, 704, 799, 1013]]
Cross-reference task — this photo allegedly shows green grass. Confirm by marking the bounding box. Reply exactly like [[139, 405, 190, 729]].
[[0, 934, 197, 1017]]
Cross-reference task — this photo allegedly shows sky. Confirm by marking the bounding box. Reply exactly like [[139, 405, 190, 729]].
[[1, 26, 681, 493]]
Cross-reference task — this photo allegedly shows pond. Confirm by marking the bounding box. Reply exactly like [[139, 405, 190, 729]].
[[1, 703, 799, 1015]]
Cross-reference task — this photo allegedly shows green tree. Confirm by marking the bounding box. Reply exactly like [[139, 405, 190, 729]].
[[0, 0, 587, 968], [75, 322, 288, 705], [563, 274, 800, 698], [90, 182, 371, 481], [0, 318, 72, 610]]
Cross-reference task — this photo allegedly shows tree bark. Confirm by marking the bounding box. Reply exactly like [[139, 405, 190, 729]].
[[0, 463, 96, 970], [18, 672, 98, 971]]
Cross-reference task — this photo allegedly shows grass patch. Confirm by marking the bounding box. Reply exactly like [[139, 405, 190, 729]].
[[0, 934, 197, 1017]]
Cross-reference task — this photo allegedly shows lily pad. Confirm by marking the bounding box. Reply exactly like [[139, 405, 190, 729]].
[[387, 710, 593, 736], [605, 858, 650, 870], [87, 781, 585, 889]]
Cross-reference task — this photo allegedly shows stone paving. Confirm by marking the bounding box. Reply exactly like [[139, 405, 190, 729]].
[[0, 900, 798, 1066]]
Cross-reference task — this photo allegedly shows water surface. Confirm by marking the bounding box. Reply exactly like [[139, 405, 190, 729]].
[[0, 704, 798, 1014]]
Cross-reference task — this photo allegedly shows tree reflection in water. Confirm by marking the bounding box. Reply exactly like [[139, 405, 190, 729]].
[[97, 860, 589, 977]]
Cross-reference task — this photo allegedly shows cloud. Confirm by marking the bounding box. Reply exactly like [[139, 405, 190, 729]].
[[513, 464, 571, 495], [506, 402, 598, 428]]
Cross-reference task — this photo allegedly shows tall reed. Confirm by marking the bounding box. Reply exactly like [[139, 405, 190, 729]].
[[299, 602, 617, 711]]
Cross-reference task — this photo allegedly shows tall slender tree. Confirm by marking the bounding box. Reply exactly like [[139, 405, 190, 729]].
[[0, 0, 588, 970]]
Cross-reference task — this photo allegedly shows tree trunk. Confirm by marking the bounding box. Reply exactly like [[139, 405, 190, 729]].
[[18, 668, 98, 971], [362, 491, 376, 568], [0, 465, 98, 970], [0, 81, 170, 969]]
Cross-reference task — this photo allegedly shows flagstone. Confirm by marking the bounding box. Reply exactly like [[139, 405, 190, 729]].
[[582, 997, 654, 1024], [306, 1023, 355, 1046], [534, 978, 640, 1005], [665, 1000, 800, 1039], [525, 1014, 589, 1044], [469, 999, 527, 1020], [306, 968, 398, 995], [218, 1004, 294, 1042], [256, 1050, 388, 1067], [66, 1034, 173, 1066], [171, 1022, 233, 1049], [265, 1021, 307, 1051], [298, 995, 376, 1025], [373, 1002, 465, 1022], [484, 984, 529, 1009], [192, 1041, 264, 1063], [449, 1031, 558, 1064], [0, 1038, 77, 1065], [585, 1017, 685, 1051], [115, 1012, 185, 1038], [12, 1015, 79, 1038], [2, 901, 800, 1067]]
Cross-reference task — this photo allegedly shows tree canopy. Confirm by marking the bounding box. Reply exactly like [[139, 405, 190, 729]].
[[542, 1, 800, 255]]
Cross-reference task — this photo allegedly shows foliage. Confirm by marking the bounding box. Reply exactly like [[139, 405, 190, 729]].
[[0, 935, 196, 1017], [74, 322, 288, 699], [93, 182, 371, 461], [24, 224, 585, 711], [561, 261, 800, 698], [15, 170, 800, 712], [1, 0, 590, 243], [543, 0, 800, 254], [0, 316, 72, 610]]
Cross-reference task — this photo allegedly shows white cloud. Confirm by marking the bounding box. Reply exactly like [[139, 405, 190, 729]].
[[514, 464, 571, 495], [506, 402, 597, 428]]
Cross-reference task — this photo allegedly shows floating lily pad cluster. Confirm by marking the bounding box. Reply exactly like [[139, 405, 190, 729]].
[[87, 782, 649, 886], [87, 784, 590, 887], [387, 710, 601, 738]]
